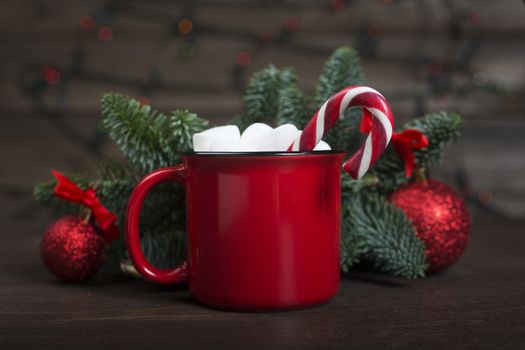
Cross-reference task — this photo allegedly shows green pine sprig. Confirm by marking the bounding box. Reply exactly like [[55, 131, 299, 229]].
[[139, 228, 186, 269], [343, 191, 428, 279], [241, 65, 298, 129], [369, 111, 463, 193], [276, 85, 313, 127], [100, 93, 207, 174], [97, 160, 139, 182], [315, 47, 365, 105], [169, 110, 209, 152], [315, 47, 366, 150], [33, 174, 90, 215]]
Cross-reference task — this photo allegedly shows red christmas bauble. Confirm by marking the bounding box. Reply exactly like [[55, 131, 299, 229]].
[[389, 179, 471, 273], [40, 216, 107, 282]]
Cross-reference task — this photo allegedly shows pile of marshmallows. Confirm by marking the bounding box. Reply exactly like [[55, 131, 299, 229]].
[[193, 123, 330, 152]]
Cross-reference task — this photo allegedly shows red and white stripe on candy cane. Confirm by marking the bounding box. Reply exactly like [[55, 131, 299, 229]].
[[288, 86, 394, 179]]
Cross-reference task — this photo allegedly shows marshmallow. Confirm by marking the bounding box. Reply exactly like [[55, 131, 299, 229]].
[[272, 124, 299, 151], [193, 125, 240, 151], [209, 138, 257, 152], [240, 123, 275, 151], [240, 123, 273, 144]]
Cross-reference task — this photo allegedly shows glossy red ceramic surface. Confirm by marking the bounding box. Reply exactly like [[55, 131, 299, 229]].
[[126, 152, 345, 311]]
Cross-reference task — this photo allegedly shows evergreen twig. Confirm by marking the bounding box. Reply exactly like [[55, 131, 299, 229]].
[[344, 192, 428, 278], [315, 47, 366, 150], [242, 65, 297, 128], [316, 47, 365, 105], [369, 111, 463, 192], [100, 93, 207, 174], [169, 110, 209, 152], [33, 174, 90, 215], [276, 85, 312, 128]]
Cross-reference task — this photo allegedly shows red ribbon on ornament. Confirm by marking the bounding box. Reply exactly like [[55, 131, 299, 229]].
[[52, 170, 119, 242], [360, 113, 429, 178]]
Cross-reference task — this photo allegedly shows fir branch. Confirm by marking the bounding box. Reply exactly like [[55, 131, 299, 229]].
[[140, 183, 185, 231], [98, 180, 185, 271], [406, 111, 463, 165], [370, 111, 463, 193], [276, 85, 312, 128], [100, 93, 172, 173], [242, 65, 297, 128], [33, 174, 136, 225], [323, 108, 363, 151], [315, 47, 365, 150], [33, 174, 90, 214], [138, 228, 186, 269], [363, 148, 407, 194], [97, 160, 140, 182], [343, 192, 427, 279], [340, 199, 367, 271], [315, 47, 365, 106], [340, 175, 368, 270], [92, 178, 136, 226], [94, 178, 185, 240], [169, 110, 209, 151], [100, 93, 202, 174]]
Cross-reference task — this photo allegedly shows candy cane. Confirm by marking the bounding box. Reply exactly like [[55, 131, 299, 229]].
[[288, 86, 394, 179]]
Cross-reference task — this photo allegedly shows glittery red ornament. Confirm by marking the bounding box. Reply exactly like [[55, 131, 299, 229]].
[[41, 216, 107, 282], [389, 179, 471, 273]]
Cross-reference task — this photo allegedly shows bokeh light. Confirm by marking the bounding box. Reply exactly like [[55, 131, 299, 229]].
[[98, 26, 114, 42], [330, 0, 346, 12], [284, 16, 301, 31], [136, 96, 150, 106], [235, 51, 251, 66], [259, 31, 274, 46], [428, 62, 443, 76], [180, 42, 197, 58], [473, 71, 488, 87], [367, 23, 383, 37], [178, 18, 193, 34], [41, 66, 61, 85], [79, 16, 95, 31]]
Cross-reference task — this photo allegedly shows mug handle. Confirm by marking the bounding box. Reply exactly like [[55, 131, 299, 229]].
[[126, 166, 188, 285]]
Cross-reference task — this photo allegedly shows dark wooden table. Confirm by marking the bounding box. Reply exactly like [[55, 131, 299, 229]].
[[1, 211, 524, 349]]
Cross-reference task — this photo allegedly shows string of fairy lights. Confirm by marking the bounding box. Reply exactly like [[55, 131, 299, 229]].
[[17, 0, 517, 211]]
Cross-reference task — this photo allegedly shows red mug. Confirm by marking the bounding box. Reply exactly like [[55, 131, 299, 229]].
[[126, 151, 346, 311]]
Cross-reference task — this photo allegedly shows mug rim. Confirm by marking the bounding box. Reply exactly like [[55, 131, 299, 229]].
[[184, 150, 346, 157]]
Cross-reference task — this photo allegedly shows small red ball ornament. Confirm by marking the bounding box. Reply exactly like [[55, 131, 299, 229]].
[[41, 216, 107, 282], [389, 179, 471, 273]]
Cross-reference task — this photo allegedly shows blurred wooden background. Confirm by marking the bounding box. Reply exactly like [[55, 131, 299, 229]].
[[1, 0, 524, 219]]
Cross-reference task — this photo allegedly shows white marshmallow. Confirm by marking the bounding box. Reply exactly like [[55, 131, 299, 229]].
[[240, 123, 273, 144], [209, 137, 241, 151], [272, 124, 299, 151], [193, 125, 240, 151], [240, 123, 274, 151]]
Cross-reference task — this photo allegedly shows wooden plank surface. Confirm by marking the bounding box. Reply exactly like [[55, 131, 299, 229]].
[[1, 206, 524, 349]]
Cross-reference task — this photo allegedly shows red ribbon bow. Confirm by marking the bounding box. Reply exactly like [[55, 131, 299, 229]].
[[360, 113, 429, 178], [52, 170, 119, 242]]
